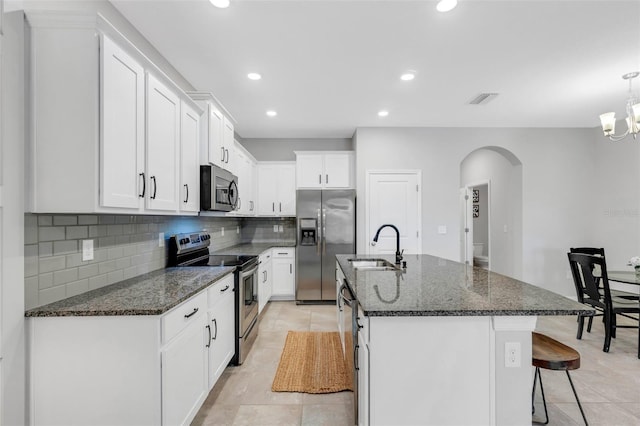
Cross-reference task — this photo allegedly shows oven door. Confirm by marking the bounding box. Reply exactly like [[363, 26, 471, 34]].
[[238, 263, 259, 336]]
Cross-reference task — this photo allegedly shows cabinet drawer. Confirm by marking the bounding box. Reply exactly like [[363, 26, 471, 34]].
[[259, 250, 272, 263], [272, 248, 294, 258], [208, 274, 234, 308], [162, 291, 207, 344]]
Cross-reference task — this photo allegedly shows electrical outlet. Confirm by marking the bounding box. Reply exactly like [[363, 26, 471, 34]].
[[158, 232, 164, 247], [278, 225, 284, 232], [505, 342, 521, 368], [221, 227, 224, 236], [82, 239, 94, 261], [438, 225, 447, 234], [237, 225, 240, 234], [273, 225, 278, 232]]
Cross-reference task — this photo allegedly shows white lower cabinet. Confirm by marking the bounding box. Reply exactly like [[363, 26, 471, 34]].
[[161, 308, 208, 426], [356, 305, 369, 426], [271, 247, 295, 300], [258, 250, 272, 314], [28, 273, 235, 426], [206, 274, 235, 389]]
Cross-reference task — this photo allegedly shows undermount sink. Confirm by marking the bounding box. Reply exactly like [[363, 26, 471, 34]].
[[348, 258, 400, 271]]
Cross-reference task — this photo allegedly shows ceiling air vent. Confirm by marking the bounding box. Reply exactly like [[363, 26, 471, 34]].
[[469, 93, 499, 105]]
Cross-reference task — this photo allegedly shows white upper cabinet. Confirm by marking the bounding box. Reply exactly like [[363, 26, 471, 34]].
[[100, 35, 145, 210], [189, 92, 236, 174], [146, 74, 180, 212], [257, 162, 296, 216], [180, 101, 200, 213], [25, 12, 202, 215], [295, 151, 354, 189], [234, 142, 257, 216]]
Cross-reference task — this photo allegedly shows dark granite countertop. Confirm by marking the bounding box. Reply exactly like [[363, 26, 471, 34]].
[[25, 267, 235, 317], [336, 254, 592, 317], [212, 241, 296, 256]]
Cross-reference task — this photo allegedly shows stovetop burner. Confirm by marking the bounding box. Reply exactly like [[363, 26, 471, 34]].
[[168, 232, 257, 268]]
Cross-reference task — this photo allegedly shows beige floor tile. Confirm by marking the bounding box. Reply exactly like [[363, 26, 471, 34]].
[[192, 302, 640, 425], [232, 404, 302, 426]]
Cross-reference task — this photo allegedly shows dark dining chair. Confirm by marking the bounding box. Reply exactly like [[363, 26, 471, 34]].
[[567, 252, 640, 357], [569, 247, 639, 339]]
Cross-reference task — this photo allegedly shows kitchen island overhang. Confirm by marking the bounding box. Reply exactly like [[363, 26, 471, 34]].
[[336, 253, 593, 426]]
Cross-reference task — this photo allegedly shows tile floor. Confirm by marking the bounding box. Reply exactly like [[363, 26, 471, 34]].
[[192, 301, 640, 425]]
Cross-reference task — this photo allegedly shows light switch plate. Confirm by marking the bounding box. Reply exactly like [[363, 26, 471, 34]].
[[278, 225, 284, 232], [273, 225, 278, 232], [82, 239, 94, 261], [221, 227, 224, 236], [158, 232, 164, 247], [438, 225, 447, 234], [505, 342, 521, 368]]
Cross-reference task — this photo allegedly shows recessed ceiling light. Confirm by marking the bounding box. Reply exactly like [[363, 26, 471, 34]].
[[378, 110, 389, 117], [400, 72, 416, 81], [209, 0, 230, 9], [436, 0, 457, 13], [266, 110, 277, 117], [247, 73, 262, 80]]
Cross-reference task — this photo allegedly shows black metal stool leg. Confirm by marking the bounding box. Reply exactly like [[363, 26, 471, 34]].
[[532, 367, 549, 424], [566, 371, 588, 426]]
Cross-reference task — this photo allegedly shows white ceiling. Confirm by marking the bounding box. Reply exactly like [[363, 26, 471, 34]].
[[109, 0, 640, 139]]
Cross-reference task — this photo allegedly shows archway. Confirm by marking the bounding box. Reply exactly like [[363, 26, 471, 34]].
[[460, 147, 523, 278]]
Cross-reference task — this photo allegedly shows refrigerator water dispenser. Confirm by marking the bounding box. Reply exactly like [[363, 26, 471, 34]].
[[299, 218, 317, 246]]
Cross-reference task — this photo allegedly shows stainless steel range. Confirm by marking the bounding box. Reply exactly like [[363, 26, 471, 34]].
[[168, 232, 259, 365]]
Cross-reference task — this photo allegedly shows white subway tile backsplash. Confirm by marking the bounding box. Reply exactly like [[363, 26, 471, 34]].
[[39, 227, 65, 242], [26, 213, 244, 309], [37, 216, 52, 226], [39, 285, 66, 306], [78, 264, 99, 280], [66, 279, 89, 297], [39, 256, 66, 273], [66, 226, 88, 240], [53, 268, 78, 286], [39, 273, 53, 290], [39, 242, 53, 257], [53, 215, 77, 226], [78, 215, 98, 225], [88, 274, 108, 290], [53, 240, 78, 255]]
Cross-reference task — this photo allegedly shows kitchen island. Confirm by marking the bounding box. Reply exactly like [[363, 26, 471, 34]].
[[336, 254, 591, 426]]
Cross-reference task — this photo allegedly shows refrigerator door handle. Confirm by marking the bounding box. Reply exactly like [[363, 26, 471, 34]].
[[317, 209, 322, 255], [322, 208, 327, 255]]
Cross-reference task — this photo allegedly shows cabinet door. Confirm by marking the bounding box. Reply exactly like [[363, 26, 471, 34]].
[[296, 154, 323, 188], [277, 165, 297, 215], [146, 74, 180, 212], [222, 117, 235, 172], [257, 165, 278, 215], [208, 105, 225, 167], [162, 313, 208, 426], [272, 257, 295, 298], [207, 286, 235, 389], [180, 101, 200, 213], [235, 148, 249, 215], [100, 35, 144, 209], [324, 153, 352, 188]]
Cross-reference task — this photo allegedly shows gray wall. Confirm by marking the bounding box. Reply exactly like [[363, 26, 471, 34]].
[[240, 138, 353, 161], [354, 127, 597, 298]]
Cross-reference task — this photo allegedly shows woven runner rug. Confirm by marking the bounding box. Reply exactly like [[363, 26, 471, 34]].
[[271, 331, 353, 394]]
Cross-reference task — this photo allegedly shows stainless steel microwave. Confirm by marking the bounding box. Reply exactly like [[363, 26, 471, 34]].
[[200, 165, 239, 212]]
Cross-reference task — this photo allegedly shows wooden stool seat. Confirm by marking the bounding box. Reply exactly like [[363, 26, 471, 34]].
[[532, 332, 588, 425], [533, 332, 581, 371]]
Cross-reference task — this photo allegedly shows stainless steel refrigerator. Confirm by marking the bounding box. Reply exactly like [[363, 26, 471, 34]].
[[296, 189, 356, 303]]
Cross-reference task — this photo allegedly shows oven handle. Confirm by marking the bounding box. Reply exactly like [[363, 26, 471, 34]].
[[240, 264, 259, 280]]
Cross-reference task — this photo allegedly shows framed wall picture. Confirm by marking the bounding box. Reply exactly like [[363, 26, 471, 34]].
[[473, 204, 479, 218], [472, 189, 479, 203]]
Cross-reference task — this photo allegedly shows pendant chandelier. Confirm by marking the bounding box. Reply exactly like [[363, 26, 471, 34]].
[[599, 72, 640, 141]]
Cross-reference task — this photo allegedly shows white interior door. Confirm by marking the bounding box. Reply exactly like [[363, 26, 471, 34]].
[[459, 187, 473, 265], [366, 171, 421, 255]]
